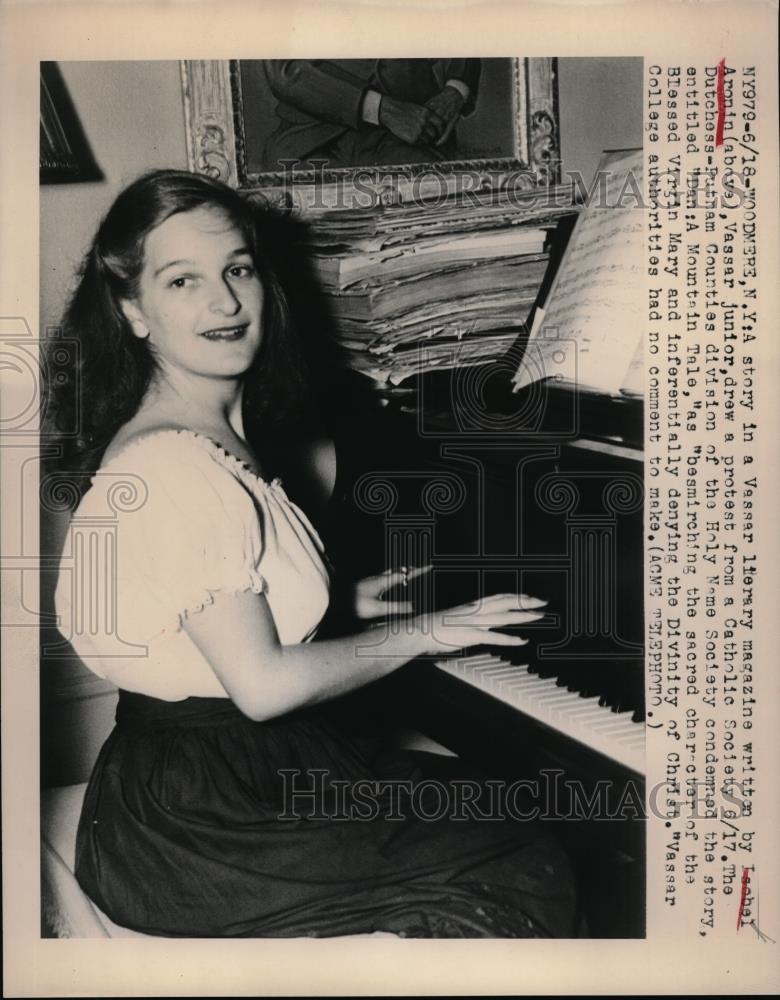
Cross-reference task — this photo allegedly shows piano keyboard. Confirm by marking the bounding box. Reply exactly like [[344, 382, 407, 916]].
[[434, 652, 645, 777]]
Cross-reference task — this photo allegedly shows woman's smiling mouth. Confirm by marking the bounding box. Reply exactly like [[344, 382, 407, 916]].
[[199, 323, 249, 341]]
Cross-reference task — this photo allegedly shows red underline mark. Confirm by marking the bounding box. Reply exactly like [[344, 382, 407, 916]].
[[736, 865, 750, 930], [716, 58, 727, 148]]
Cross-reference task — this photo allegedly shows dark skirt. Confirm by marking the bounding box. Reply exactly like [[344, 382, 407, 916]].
[[75, 691, 577, 937]]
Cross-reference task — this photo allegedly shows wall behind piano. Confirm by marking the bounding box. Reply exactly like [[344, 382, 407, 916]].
[[40, 61, 188, 339], [39, 57, 643, 788], [558, 56, 643, 186]]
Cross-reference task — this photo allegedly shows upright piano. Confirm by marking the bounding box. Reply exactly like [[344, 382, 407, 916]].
[[316, 365, 646, 937]]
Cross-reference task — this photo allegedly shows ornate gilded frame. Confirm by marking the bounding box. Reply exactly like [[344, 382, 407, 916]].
[[181, 59, 560, 209]]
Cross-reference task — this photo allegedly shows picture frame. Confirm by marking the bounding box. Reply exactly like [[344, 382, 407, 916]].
[[40, 65, 81, 181], [181, 58, 560, 208], [40, 62, 102, 184]]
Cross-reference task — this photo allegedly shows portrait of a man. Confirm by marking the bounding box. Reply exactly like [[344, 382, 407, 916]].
[[233, 57, 534, 180], [261, 58, 482, 168]]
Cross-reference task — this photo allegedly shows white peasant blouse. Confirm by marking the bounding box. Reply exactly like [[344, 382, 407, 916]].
[[54, 430, 331, 700]]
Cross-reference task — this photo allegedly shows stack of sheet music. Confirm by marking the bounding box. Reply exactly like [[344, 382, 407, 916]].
[[305, 184, 578, 384]]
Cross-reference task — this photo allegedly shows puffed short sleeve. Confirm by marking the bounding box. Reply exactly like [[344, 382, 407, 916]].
[[87, 435, 268, 642]]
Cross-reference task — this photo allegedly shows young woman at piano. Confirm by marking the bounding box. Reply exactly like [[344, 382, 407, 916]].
[[52, 169, 577, 938]]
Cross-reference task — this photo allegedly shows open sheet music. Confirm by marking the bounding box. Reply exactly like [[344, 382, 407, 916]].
[[513, 148, 644, 397]]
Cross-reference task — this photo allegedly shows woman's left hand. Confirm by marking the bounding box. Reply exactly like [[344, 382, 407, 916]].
[[353, 565, 432, 621]]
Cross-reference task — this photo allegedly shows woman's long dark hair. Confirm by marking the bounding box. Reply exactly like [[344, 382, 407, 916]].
[[48, 169, 311, 473]]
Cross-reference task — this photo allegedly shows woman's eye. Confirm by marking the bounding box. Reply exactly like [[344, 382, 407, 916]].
[[169, 276, 193, 289], [229, 264, 255, 279]]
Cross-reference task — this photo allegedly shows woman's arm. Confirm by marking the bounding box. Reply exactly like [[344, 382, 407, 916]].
[[183, 589, 545, 722]]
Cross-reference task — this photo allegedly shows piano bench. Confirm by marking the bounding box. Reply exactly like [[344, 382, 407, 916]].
[[41, 783, 151, 938]]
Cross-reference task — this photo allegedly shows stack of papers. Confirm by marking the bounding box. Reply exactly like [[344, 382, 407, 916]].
[[304, 183, 579, 385]]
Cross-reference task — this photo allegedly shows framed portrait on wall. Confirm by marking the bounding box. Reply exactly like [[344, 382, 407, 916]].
[[40, 69, 79, 181], [181, 58, 560, 207], [40, 62, 102, 184]]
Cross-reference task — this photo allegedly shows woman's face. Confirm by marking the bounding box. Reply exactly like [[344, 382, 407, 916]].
[[121, 205, 265, 381]]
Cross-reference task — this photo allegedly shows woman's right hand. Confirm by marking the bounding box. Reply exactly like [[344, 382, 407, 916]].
[[412, 593, 548, 657]]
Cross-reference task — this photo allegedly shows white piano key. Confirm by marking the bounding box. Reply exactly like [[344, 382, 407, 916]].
[[616, 730, 646, 747], [495, 673, 548, 694], [484, 665, 530, 686], [471, 662, 511, 681], [528, 690, 580, 708], [588, 715, 638, 735], [560, 697, 608, 717]]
